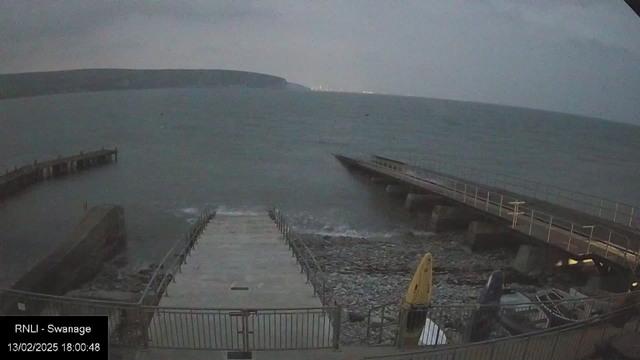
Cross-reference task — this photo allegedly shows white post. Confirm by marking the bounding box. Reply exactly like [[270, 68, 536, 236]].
[[474, 188, 478, 207], [629, 207, 635, 227], [613, 203, 619, 222], [583, 226, 594, 253], [499, 195, 504, 217], [567, 224, 574, 250], [486, 191, 490, 211], [529, 210, 534, 235], [508, 201, 525, 228], [598, 199, 603, 217], [547, 216, 553, 242], [463, 184, 467, 203], [452, 180, 457, 199]]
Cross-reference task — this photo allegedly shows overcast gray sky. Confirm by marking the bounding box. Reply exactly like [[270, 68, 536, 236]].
[[1, 0, 639, 124]]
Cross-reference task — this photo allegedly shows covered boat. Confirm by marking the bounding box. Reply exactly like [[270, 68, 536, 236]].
[[499, 289, 550, 335], [534, 288, 595, 327]]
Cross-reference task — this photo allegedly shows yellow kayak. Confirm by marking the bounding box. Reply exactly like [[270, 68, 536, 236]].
[[404, 252, 433, 307], [401, 252, 433, 347]]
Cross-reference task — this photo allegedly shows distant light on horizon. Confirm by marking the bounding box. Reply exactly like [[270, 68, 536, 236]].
[[311, 85, 374, 94]]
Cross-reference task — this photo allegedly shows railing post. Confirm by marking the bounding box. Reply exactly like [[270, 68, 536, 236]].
[[614, 203, 619, 222], [629, 207, 635, 227], [529, 210, 534, 235], [598, 199, 603, 217], [499, 195, 504, 217], [452, 180, 457, 199], [463, 183, 467, 203], [567, 223, 574, 250], [333, 305, 342, 350], [583, 226, 594, 253], [139, 306, 149, 349], [474, 188, 478, 207], [486, 191, 490, 211], [547, 216, 553, 242]]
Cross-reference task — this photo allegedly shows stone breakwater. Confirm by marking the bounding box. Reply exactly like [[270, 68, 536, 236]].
[[301, 230, 575, 345], [64, 255, 165, 303]]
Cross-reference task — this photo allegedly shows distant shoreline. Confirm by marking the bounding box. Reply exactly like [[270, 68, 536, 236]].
[[0, 68, 310, 100]]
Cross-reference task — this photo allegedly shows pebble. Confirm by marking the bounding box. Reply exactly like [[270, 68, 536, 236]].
[[301, 230, 569, 345], [67, 255, 165, 299]]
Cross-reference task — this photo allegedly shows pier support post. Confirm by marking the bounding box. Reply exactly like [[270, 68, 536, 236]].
[[371, 177, 395, 185], [465, 221, 512, 250], [386, 185, 408, 197], [404, 193, 446, 212], [511, 245, 567, 275], [429, 205, 477, 232]]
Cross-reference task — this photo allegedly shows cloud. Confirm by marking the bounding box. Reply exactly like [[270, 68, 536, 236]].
[[1, 0, 639, 124]]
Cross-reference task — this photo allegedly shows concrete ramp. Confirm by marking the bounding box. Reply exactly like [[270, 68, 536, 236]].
[[146, 213, 332, 350]]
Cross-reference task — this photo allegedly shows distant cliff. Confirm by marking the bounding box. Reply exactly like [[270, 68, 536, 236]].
[[286, 83, 311, 91], [0, 69, 292, 99]]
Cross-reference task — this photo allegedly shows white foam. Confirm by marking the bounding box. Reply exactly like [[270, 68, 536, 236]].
[[215, 205, 263, 216], [297, 228, 432, 239], [178, 207, 199, 215]]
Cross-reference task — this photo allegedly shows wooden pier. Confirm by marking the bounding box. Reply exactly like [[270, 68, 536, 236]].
[[0, 148, 118, 202]]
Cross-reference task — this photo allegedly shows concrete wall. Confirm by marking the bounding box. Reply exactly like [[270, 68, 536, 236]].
[[8, 205, 126, 295], [430, 205, 478, 232]]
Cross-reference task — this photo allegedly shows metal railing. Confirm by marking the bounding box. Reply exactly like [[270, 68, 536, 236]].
[[0, 207, 344, 352], [399, 154, 639, 229], [0, 287, 146, 347], [365, 291, 626, 348], [365, 302, 401, 345], [362, 296, 640, 360], [366, 156, 640, 273], [272, 207, 334, 307], [143, 305, 339, 350], [140, 206, 215, 305], [0, 287, 342, 351]]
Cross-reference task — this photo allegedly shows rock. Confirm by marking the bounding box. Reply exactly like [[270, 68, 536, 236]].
[[64, 290, 141, 303], [348, 312, 366, 322], [369, 316, 383, 327], [528, 269, 542, 277]]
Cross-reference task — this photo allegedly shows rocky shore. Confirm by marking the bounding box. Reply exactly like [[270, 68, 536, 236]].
[[64, 254, 165, 303], [301, 229, 577, 345]]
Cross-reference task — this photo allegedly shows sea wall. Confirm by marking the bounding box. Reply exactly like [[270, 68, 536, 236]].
[[6, 205, 127, 298]]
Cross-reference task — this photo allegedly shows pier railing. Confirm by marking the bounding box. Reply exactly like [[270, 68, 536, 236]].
[[0, 287, 342, 350], [367, 157, 640, 273], [0, 148, 119, 202], [140, 206, 216, 305], [142, 305, 340, 350], [0, 287, 145, 347], [400, 154, 639, 229], [271, 208, 335, 308]]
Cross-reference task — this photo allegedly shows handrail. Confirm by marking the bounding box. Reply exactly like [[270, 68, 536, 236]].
[[139, 206, 215, 304], [364, 157, 640, 272], [399, 154, 639, 229], [271, 207, 334, 307]]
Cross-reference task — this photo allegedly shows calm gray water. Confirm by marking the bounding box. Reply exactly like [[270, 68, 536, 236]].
[[1, 88, 639, 287]]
